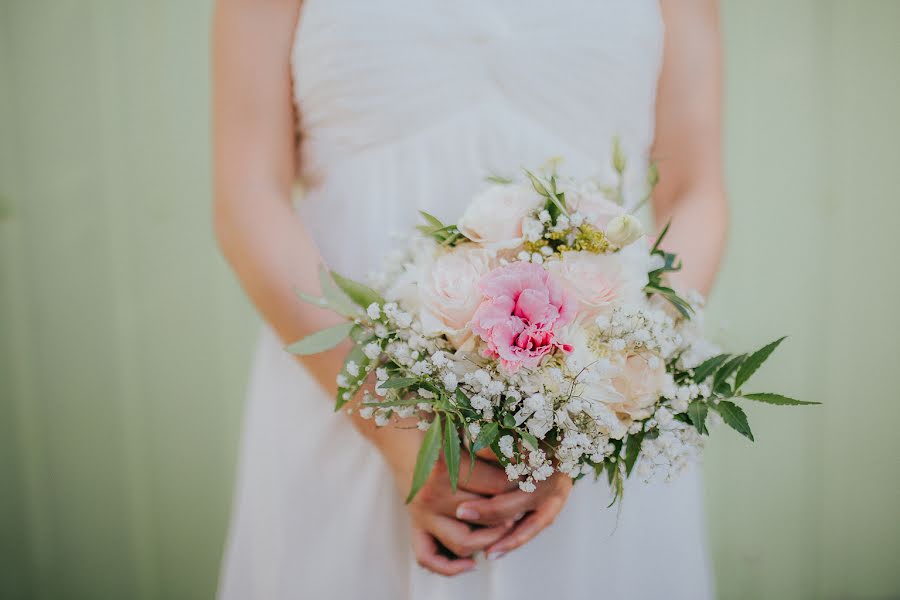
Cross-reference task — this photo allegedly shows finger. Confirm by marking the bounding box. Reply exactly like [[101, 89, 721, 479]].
[[484, 496, 564, 559], [417, 486, 485, 519], [455, 490, 537, 526], [457, 454, 518, 496], [411, 527, 476, 577], [474, 447, 501, 463], [429, 515, 514, 559]]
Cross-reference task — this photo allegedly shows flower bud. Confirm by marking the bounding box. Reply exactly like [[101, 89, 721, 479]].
[[605, 214, 644, 247]]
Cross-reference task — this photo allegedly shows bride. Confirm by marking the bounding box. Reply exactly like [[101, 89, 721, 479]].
[[212, 0, 728, 598]]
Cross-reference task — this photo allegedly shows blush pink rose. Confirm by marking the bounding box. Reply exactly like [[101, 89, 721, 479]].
[[469, 262, 576, 372], [457, 185, 543, 249]]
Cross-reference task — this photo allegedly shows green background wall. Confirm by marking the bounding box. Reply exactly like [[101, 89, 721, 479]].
[[1, 1, 898, 598]]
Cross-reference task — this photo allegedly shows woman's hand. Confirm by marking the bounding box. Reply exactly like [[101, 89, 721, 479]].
[[453, 471, 574, 560], [388, 444, 520, 576]]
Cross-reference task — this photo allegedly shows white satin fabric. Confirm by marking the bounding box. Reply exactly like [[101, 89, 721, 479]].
[[219, 1, 714, 598]]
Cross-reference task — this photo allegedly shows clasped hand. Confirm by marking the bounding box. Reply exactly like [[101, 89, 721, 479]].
[[407, 449, 572, 576]]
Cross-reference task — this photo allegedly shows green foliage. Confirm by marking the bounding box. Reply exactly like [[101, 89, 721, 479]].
[[714, 400, 754, 441], [406, 414, 443, 503], [285, 322, 354, 356], [378, 377, 419, 390], [692, 353, 731, 383], [713, 354, 747, 393], [443, 417, 461, 492], [624, 430, 644, 476], [417, 211, 464, 246], [330, 271, 384, 309], [525, 169, 568, 225], [472, 422, 499, 453], [645, 220, 693, 318], [734, 337, 786, 391], [741, 393, 820, 406], [687, 399, 710, 435], [319, 268, 364, 317]]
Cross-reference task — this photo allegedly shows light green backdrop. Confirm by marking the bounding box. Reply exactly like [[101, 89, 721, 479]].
[[1, 2, 898, 599]]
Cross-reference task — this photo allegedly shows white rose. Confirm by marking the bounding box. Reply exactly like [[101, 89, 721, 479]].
[[605, 214, 644, 247], [457, 184, 543, 249], [419, 246, 494, 333], [546, 250, 648, 318]]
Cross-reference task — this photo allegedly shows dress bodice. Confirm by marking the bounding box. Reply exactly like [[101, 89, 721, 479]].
[[289, 0, 664, 277]]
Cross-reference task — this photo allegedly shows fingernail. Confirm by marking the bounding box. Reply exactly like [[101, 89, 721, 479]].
[[456, 506, 479, 520], [486, 551, 506, 561]]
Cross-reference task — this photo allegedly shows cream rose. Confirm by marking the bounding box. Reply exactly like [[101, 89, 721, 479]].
[[419, 246, 494, 332], [605, 214, 644, 247], [568, 191, 624, 229], [546, 250, 648, 317], [457, 184, 543, 249], [609, 353, 667, 422]]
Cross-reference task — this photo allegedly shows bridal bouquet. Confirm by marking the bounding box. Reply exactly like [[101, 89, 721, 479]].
[[289, 149, 817, 504]]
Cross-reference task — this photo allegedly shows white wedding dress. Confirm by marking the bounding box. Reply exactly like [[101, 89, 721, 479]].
[[219, 1, 714, 598]]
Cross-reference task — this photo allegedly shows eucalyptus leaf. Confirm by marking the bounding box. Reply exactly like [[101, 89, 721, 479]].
[[714, 400, 754, 441], [734, 337, 786, 391], [741, 393, 819, 406], [363, 397, 423, 408], [285, 322, 354, 356], [330, 271, 385, 309], [406, 414, 443, 503], [443, 417, 461, 492]]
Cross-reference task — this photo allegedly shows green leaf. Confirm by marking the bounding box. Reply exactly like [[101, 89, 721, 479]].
[[285, 322, 354, 356], [502, 414, 516, 428], [713, 354, 746, 391], [472, 422, 499, 453], [317, 268, 363, 318], [624, 430, 644, 476], [485, 174, 514, 185], [379, 377, 419, 390], [406, 414, 443, 503], [687, 400, 709, 435], [525, 169, 551, 197], [363, 397, 423, 408], [443, 417, 461, 492], [692, 353, 731, 383], [418, 210, 445, 230], [651, 220, 671, 254], [454, 389, 472, 409], [294, 289, 328, 309], [330, 271, 385, 309], [517, 429, 539, 451], [734, 337, 786, 391], [714, 400, 754, 441], [741, 393, 820, 406]]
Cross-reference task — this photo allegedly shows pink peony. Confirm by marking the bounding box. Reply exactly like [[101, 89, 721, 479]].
[[469, 262, 576, 372]]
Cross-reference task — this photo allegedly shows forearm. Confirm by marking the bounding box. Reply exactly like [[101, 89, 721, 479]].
[[214, 189, 421, 464], [653, 186, 728, 297]]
